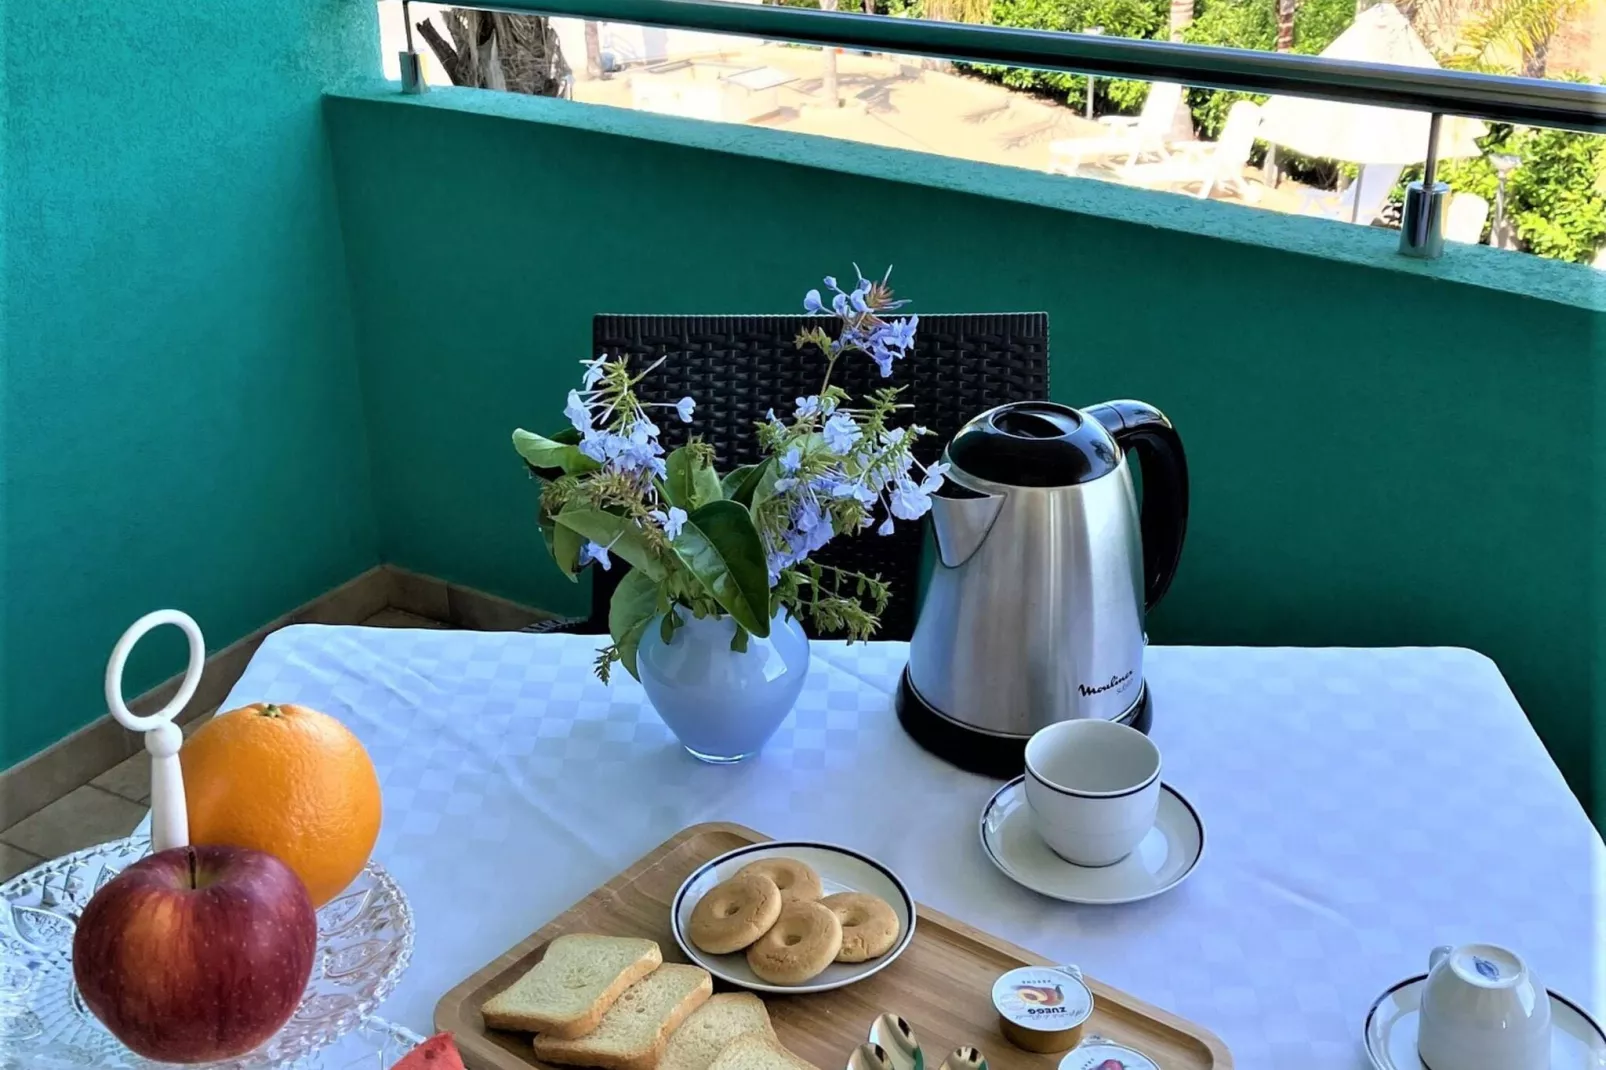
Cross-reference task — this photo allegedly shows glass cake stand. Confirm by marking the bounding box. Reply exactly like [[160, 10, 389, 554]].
[[0, 835, 414, 1070]]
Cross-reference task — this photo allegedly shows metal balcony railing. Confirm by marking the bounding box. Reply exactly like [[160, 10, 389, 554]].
[[391, 0, 1606, 258]]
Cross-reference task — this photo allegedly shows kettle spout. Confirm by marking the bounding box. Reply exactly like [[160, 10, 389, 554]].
[[928, 484, 1005, 569]]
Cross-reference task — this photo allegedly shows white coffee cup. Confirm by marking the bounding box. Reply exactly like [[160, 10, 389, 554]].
[[1418, 943, 1551, 1070], [1023, 719, 1161, 867]]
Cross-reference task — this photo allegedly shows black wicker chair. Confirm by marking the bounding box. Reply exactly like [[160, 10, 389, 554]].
[[531, 312, 1048, 641]]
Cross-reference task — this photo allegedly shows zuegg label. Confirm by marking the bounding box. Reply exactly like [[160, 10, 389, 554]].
[[992, 967, 1092, 1030]]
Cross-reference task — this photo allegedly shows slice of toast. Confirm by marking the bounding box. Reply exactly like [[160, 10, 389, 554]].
[[482, 934, 661, 1039], [533, 963, 713, 1070], [705, 1033, 819, 1070], [659, 994, 776, 1070]]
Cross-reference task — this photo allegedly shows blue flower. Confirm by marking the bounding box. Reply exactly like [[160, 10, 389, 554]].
[[890, 477, 932, 520], [796, 500, 828, 533], [823, 412, 862, 453], [564, 390, 593, 434], [629, 416, 659, 443], [878, 517, 895, 535], [803, 289, 825, 314], [774, 477, 798, 492], [831, 292, 852, 318], [582, 355, 607, 389], [579, 429, 613, 462], [822, 275, 838, 290], [765, 408, 782, 427], [651, 506, 689, 539], [849, 289, 870, 314], [674, 396, 696, 423], [897, 314, 920, 347], [780, 446, 803, 474], [920, 462, 949, 494], [830, 478, 873, 503], [795, 396, 822, 419], [579, 541, 612, 570]]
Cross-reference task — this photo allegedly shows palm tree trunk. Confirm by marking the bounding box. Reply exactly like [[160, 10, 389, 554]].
[[1522, 38, 1550, 78], [1168, 0, 1193, 40], [1275, 0, 1297, 51], [584, 21, 603, 79]]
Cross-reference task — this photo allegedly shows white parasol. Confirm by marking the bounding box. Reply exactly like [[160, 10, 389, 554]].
[[1257, 4, 1486, 165]]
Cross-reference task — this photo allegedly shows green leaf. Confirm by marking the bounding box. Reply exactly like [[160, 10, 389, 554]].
[[672, 501, 772, 637], [535, 492, 580, 581], [664, 447, 724, 512], [730, 626, 750, 654], [750, 462, 783, 511], [722, 461, 771, 507], [608, 570, 661, 681], [554, 505, 667, 580], [552, 522, 584, 581], [512, 429, 601, 477], [660, 612, 677, 645]]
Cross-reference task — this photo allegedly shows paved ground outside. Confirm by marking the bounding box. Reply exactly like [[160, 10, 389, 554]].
[[378, 7, 1325, 218]]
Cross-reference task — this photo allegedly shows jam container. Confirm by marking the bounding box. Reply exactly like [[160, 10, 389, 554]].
[[1057, 1041, 1160, 1070], [991, 966, 1094, 1053]]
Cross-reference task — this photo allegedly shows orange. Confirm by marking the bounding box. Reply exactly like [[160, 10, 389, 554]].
[[181, 702, 382, 907]]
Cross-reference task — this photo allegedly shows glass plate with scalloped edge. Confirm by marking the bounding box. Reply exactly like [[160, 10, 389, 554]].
[[0, 835, 414, 1070]]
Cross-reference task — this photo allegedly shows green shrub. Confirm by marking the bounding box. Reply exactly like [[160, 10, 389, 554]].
[[971, 0, 1169, 112], [1435, 119, 1606, 263], [1181, 0, 1351, 137]]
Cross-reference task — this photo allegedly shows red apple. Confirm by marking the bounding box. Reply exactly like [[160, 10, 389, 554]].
[[391, 1033, 466, 1070], [72, 844, 318, 1063]]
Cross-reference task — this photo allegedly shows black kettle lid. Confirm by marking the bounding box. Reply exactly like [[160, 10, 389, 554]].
[[946, 401, 1120, 487]]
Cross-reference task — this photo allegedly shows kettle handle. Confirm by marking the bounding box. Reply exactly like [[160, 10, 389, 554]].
[[1085, 400, 1190, 611]]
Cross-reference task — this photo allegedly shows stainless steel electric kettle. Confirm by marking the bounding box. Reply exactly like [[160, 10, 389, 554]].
[[898, 399, 1189, 776]]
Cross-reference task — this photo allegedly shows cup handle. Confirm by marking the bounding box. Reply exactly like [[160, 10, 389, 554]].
[[1429, 945, 1452, 972]]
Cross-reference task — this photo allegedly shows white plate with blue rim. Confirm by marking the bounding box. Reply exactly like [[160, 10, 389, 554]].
[[979, 775, 1204, 906], [1363, 974, 1606, 1069], [670, 840, 916, 995]]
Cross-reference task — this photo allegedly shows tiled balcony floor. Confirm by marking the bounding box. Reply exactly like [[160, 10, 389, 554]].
[[0, 608, 458, 880]]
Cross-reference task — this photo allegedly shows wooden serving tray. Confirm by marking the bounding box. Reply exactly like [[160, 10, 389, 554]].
[[437, 822, 1231, 1070]]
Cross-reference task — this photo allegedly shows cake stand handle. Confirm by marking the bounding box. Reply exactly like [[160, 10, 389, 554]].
[[105, 610, 205, 853]]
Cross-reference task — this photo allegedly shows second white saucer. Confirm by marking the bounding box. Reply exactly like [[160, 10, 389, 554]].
[[1364, 974, 1606, 1070], [979, 775, 1204, 905]]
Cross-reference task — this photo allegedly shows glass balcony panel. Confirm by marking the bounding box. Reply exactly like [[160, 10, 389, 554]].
[[377, 2, 1604, 264]]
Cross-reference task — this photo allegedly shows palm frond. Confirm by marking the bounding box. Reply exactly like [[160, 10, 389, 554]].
[[1443, 0, 1585, 73]]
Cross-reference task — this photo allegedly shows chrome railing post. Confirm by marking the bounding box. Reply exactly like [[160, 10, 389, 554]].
[[1399, 111, 1447, 259], [399, 0, 429, 94]]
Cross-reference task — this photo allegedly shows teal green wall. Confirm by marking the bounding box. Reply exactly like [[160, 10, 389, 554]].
[[325, 85, 1602, 808], [0, 3, 382, 767]]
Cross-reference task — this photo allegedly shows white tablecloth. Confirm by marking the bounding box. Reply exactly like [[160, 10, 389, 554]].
[[222, 626, 1606, 1070]]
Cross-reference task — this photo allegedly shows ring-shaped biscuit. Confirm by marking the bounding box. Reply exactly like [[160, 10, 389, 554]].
[[734, 857, 823, 903], [688, 873, 783, 954], [745, 900, 843, 985], [819, 891, 901, 962]]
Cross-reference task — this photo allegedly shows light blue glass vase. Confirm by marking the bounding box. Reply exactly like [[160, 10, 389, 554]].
[[636, 608, 810, 763]]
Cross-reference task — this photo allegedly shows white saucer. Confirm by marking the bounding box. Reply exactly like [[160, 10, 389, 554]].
[[1364, 974, 1606, 1069], [670, 841, 916, 995], [979, 776, 1204, 905]]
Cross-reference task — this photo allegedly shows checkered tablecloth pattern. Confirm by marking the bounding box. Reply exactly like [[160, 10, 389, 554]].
[[223, 626, 1606, 1070]]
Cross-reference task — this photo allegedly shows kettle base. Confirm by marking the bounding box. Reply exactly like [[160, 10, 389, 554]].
[[895, 667, 1152, 778]]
